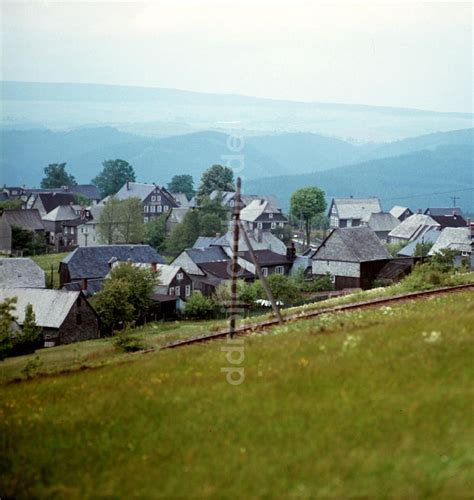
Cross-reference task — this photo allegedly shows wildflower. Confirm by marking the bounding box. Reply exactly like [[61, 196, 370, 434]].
[[422, 331, 442, 343], [298, 357, 310, 367], [343, 334, 361, 351]]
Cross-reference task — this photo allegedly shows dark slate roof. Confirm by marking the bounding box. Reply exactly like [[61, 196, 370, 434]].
[[0, 193, 9, 202], [199, 261, 254, 280], [313, 227, 391, 262], [61, 245, 165, 280], [69, 185, 101, 201], [38, 193, 76, 213], [425, 207, 465, 217], [240, 249, 292, 266], [2, 209, 44, 231], [186, 247, 229, 263], [428, 214, 467, 228]]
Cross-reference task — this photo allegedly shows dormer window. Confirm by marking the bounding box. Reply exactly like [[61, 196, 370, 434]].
[[151, 195, 156, 202], [269, 213, 273, 219]]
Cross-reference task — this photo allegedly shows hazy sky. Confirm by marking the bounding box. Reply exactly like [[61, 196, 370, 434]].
[[1, 1, 472, 112]]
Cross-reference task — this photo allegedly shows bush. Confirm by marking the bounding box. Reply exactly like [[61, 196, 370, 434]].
[[254, 274, 302, 306], [185, 292, 217, 319], [113, 329, 148, 353]]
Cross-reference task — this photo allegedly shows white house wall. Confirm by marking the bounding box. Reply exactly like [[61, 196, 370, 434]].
[[312, 260, 360, 278]]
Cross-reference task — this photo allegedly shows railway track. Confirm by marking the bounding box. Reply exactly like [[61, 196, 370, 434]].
[[160, 283, 474, 350]]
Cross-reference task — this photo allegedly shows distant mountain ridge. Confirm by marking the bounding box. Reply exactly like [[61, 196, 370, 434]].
[[246, 145, 474, 213], [2, 81, 472, 141]]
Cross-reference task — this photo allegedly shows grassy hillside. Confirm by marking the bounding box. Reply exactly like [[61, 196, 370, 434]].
[[30, 252, 67, 288], [1, 291, 473, 497], [246, 144, 474, 212]]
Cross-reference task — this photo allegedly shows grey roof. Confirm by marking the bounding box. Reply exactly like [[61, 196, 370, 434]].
[[240, 199, 282, 222], [186, 247, 229, 263], [61, 245, 165, 280], [425, 207, 465, 217], [1, 209, 44, 231], [42, 205, 79, 222], [313, 227, 391, 262], [212, 227, 288, 254], [63, 278, 104, 296], [114, 182, 155, 201], [167, 207, 188, 224], [37, 192, 76, 213], [388, 214, 440, 241], [289, 255, 312, 275], [331, 197, 382, 222], [0, 258, 46, 288], [397, 228, 441, 257], [389, 206, 411, 219], [428, 227, 471, 255], [193, 236, 220, 249], [367, 212, 400, 233], [170, 193, 190, 208], [69, 184, 101, 201], [0, 288, 80, 329]]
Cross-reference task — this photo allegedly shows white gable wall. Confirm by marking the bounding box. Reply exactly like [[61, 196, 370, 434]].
[[312, 259, 360, 278]]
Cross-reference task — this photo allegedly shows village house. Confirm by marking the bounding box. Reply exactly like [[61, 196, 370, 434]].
[[388, 213, 440, 244], [423, 207, 467, 229], [209, 191, 282, 211], [389, 206, 413, 222], [367, 212, 400, 242], [0, 258, 46, 288], [397, 228, 441, 257], [237, 249, 294, 277], [114, 182, 180, 222], [0, 209, 46, 254], [195, 226, 288, 255], [77, 205, 104, 247], [311, 226, 391, 290], [27, 192, 77, 217], [59, 244, 164, 286], [328, 197, 382, 228], [239, 199, 289, 232], [42, 204, 81, 250], [0, 288, 100, 346], [428, 226, 472, 269], [153, 264, 193, 300]]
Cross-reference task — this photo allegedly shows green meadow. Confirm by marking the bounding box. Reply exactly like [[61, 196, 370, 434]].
[[1, 291, 473, 498]]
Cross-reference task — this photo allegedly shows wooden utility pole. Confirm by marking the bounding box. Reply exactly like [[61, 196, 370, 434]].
[[229, 177, 242, 338], [238, 220, 283, 325]]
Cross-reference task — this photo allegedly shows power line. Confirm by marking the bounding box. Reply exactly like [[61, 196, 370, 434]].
[[380, 187, 474, 202]]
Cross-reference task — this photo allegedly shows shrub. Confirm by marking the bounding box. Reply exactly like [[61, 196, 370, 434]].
[[185, 292, 217, 319], [113, 329, 148, 353], [253, 274, 302, 306]]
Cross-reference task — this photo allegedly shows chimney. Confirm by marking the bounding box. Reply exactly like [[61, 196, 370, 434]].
[[82, 278, 88, 291], [467, 217, 471, 227], [452, 209, 457, 218], [215, 232, 221, 238], [286, 242, 296, 262], [417, 208, 422, 214], [151, 262, 157, 273], [126, 181, 130, 191]]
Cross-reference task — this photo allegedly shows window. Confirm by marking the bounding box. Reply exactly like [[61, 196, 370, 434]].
[[177, 272, 184, 280], [185, 285, 191, 297], [262, 267, 268, 277], [71, 227, 75, 234], [271, 222, 276, 229], [156, 195, 161, 202], [144, 205, 149, 212], [269, 213, 273, 219], [163, 205, 169, 211], [257, 222, 263, 229], [275, 266, 284, 274], [169, 287, 175, 295], [150, 205, 156, 213], [76, 313, 82, 325], [157, 205, 162, 213], [144, 216, 149, 223], [151, 195, 156, 202], [175, 286, 181, 296], [279, 223, 284, 228]]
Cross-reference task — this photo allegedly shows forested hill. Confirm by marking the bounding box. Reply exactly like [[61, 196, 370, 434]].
[[245, 145, 474, 213]]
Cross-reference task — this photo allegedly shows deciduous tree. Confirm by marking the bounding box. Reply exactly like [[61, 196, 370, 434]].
[[97, 197, 144, 244], [40, 163, 76, 188], [92, 159, 136, 198], [168, 175, 195, 200], [197, 165, 234, 201], [290, 187, 326, 247]]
